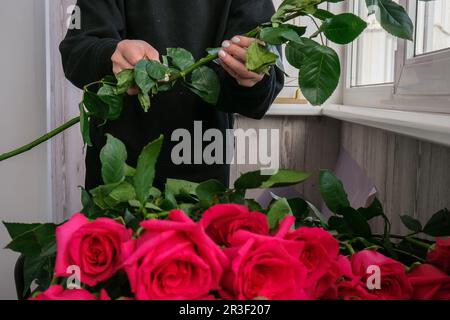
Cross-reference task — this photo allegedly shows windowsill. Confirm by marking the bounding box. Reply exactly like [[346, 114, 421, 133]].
[[323, 104, 450, 147], [266, 104, 322, 116], [261, 103, 450, 147]]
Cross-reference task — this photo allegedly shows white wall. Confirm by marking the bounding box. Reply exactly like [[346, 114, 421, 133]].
[[0, 1, 49, 299]]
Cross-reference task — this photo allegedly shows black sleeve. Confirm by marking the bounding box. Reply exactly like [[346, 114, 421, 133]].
[[59, 0, 126, 89], [215, 0, 285, 120]]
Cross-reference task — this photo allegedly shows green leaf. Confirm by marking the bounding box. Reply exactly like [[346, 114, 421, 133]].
[[146, 60, 170, 81], [115, 69, 134, 94], [262, 170, 311, 188], [82, 91, 109, 120], [188, 66, 220, 105], [79, 103, 92, 147], [166, 179, 199, 197], [321, 13, 367, 44], [285, 37, 319, 69], [196, 180, 227, 205], [4, 223, 56, 257], [234, 169, 310, 190], [167, 48, 195, 70], [319, 170, 350, 214], [246, 42, 278, 74], [366, 0, 414, 40], [358, 198, 384, 221], [299, 44, 340, 105], [206, 47, 221, 56], [138, 92, 151, 112], [259, 26, 303, 45], [91, 182, 136, 210], [100, 134, 127, 184], [134, 135, 164, 204], [313, 8, 335, 20], [423, 209, 450, 237], [3, 222, 43, 240], [267, 198, 292, 230], [400, 215, 423, 233], [97, 84, 123, 120], [134, 60, 155, 94], [339, 207, 372, 238]]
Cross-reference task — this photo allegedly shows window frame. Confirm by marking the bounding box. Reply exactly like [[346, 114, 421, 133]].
[[343, 0, 450, 113]]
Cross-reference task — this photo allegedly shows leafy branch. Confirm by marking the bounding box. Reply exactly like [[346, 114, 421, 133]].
[[1, 0, 423, 161]]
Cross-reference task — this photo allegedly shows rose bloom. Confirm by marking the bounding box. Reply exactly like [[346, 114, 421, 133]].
[[30, 285, 109, 300], [427, 238, 450, 275], [351, 250, 413, 300], [122, 210, 228, 300], [408, 264, 450, 300], [55, 213, 131, 287], [200, 204, 269, 247], [284, 226, 340, 298], [221, 217, 310, 300]]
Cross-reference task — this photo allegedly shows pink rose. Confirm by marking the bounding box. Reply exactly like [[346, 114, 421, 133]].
[[427, 238, 450, 274], [30, 285, 99, 300], [408, 264, 450, 300], [200, 204, 269, 247], [221, 218, 310, 300], [55, 213, 131, 287], [284, 226, 340, 297], [122, 210, 228, 300], [351, 250, 413, 300]]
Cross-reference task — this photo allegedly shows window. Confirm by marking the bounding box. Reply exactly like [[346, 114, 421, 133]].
[[350, 0, 397, 87], [344, 0, 450, 112], [415, 0, 450, 55]]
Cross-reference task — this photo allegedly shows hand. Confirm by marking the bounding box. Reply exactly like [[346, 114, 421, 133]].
[[218, 36, 264, 88], [111, 40, 160, 95]]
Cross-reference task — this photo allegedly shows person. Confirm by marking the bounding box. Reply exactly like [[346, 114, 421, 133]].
[[60, 0, 284, 191]]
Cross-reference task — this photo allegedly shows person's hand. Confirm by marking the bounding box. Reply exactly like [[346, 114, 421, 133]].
[[218, 36, 265, 88], [111, 40, 160, 95]]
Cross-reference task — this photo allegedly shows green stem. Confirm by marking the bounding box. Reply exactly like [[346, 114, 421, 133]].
[[0, 116, 81, 162], [342, 241, 356, 255], [404, 237, 432, 250], [169, 54, 218, 82]]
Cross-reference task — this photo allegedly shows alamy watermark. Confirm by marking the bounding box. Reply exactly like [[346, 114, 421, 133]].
[[66, 5, 81, 30], [171, 121, 280, 175]]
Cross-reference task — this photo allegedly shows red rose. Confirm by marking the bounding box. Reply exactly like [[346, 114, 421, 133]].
[[55, 213, 131, 286], [284, 226, 340, 297], [351, 250, 413, 300], [122, 210, 228, 300], [200, 204, 269, 247], [30, 285, 99, 300], [221, 220, 310, 300], [408, 264, 450, 300], [427, 238, 450, 274]]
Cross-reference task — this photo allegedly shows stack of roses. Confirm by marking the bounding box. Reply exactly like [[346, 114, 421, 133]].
[[32, 204, 450, 300]]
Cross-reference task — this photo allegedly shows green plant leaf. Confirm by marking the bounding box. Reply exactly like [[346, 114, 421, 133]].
[[167, 48, 195, 70], [319, 170, 350, 214], [82, 91, 109, 120], [146, 60, 170, 81], [339, 207, 372, 238], [4, 223, 56, 257], [267, 198, 292, 229], [400, 215, 423, 233], [100, 134, 128, 184], [91, 181, 136, 210], [321, 13, 367, 44], [138, 92, 151, 112], [366, 0, 414, 40], [134, 60, 155, 94], [97, 84, 123, 120], [196, 180, 227, 205], [299, 44, 340, 105], [134, 135, 164, 204], [422, 209, 450, 237], [259, 26, 304, 45], [79, 103, 92, 147], [234, 169, 310, 190], [285, 37, 319, 69], [246, 42, 278, 74], [115, 69, 134, 94], [358, 197, 384, 221], [187, 66, 220, 105]]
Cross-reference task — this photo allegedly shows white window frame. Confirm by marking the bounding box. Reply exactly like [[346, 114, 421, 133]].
[[343, 0, 450, 113]]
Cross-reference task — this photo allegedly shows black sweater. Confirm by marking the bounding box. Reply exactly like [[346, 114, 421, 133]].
[[60, 0, 284, 190]]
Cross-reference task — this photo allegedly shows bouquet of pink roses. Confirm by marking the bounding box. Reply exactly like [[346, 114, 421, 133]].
[[4, 136, 450, 300]]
